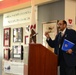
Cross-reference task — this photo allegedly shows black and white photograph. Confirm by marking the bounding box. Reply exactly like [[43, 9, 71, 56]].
[[13, 27, 23, 42]]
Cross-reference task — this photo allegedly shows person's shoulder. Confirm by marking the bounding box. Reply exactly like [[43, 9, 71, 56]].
[[67, 28, 76, 33]]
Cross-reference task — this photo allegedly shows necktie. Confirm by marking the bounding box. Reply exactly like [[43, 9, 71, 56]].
[[61, 32, 64, 37], [58, 32, 62, 48], [58, 32, 62, 42]]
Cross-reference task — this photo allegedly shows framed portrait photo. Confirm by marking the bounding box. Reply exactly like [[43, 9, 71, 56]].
[[25, 35, 29, 44], [4, 48, 10, 60], [12, 45, 23, 60], [13, 27, 23, 42], [4, 28, 11, 47], [43, 21, 58, 47]]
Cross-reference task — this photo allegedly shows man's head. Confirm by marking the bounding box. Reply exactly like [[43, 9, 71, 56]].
[[58, 20, 67, 31]]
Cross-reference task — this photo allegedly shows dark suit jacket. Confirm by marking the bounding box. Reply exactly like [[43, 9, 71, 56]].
[[46, 28, 76, 66]]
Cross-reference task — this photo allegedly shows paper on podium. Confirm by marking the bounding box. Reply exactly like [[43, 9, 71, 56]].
[[62, 39, 75, 51]]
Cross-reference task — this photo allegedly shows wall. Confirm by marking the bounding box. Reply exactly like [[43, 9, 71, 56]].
[[37, 0, 65, 44], [0, 15, 3, 75], [65, 0, 76, 30], [2, 7, 37, 75]]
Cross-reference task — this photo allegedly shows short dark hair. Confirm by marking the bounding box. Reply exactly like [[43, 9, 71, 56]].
[[63, 20, 67, 25]]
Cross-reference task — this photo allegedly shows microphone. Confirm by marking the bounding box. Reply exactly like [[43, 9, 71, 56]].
[[32, 33, 38, 37], [30, 33, 38, 38]]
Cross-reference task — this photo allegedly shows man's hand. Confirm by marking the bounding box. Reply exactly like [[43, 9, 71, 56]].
[[66, 49, 73, 54], [45, 32, 50, 39]]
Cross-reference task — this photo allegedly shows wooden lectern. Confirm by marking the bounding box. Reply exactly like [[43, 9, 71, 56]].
[[27, 44, 58, 75]]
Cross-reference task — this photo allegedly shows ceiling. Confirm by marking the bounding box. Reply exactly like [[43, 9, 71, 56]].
[[0, 0, 59, 14]]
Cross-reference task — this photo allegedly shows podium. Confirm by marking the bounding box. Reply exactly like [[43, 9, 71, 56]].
[[27, 44, 58, 75]]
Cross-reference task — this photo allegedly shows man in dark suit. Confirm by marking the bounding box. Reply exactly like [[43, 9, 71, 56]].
[[45, 20, 76, 75]]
